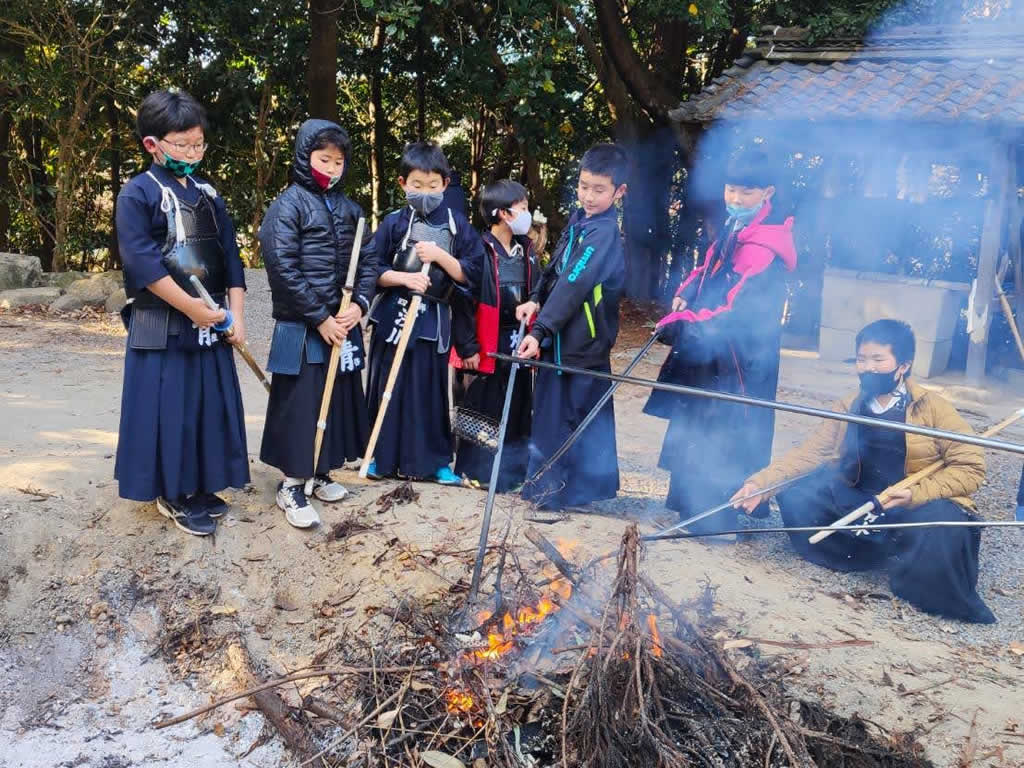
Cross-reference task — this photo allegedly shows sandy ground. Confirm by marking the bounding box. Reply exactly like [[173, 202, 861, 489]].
[[1, 292, 1023, 768]]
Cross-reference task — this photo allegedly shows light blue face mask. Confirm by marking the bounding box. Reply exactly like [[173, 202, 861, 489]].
[[725, 200, 764, 223]]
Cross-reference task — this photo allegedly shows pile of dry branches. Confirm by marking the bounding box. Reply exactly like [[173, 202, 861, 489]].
[[156, 525, 933, 768]]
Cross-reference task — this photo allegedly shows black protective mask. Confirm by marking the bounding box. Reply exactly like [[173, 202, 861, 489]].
[[858, 369, 902, 399]]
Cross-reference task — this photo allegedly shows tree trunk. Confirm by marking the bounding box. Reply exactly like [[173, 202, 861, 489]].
[[307, 0, 338, 122], [0, 109, 11, 251], [522, 146, 566, 235], [17, 118, 55, 270], [107, 94, 122, 269], [369, 18, 386, 225], [620, 125, 676, 299]]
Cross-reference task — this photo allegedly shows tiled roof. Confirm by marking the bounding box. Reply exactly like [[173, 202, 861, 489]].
[[670, 26, 1024, 125]]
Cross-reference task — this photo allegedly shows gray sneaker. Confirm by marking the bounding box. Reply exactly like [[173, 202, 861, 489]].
[[277, 482, 320, 529]]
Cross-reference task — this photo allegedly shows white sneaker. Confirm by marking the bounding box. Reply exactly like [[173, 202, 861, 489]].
[[311, 474, 348, 502], [277, 481, 320, 528]]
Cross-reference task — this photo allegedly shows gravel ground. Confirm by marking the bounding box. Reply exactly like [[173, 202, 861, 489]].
[[239, 268, 1023, 649]]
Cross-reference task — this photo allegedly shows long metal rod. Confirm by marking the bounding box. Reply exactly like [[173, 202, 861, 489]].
[[646, 520, 1024, 541], [647, 470, 818, 540], [490, 353, 1024, 457], [523, 332, 661, 487], [465, 319, 529, 614]]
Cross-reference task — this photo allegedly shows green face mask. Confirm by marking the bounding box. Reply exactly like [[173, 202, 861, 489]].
[[161, 153, 201, 178]]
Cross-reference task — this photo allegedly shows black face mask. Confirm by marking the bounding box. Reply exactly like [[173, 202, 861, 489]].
[[858, 369, 902, 398]]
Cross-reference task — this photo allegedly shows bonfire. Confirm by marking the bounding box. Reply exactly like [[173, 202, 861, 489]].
[[156, 524, 931, 768]]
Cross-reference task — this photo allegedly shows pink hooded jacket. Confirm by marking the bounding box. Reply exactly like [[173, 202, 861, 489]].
[[657, 202, 797, 328]]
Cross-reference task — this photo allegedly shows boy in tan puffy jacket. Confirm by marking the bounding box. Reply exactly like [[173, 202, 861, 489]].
[[732, 319, 994, 624]]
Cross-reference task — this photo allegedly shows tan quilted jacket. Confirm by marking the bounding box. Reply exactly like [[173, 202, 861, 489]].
[[747, 380, 985, 510]]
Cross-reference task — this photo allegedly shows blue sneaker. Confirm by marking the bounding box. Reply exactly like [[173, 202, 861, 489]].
[[365, 460, 382, 480], [435, 466, 461, 486], [1015, 505, 1024, 522]]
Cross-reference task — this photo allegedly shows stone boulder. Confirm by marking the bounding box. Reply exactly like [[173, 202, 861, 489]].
[[105, 287, 128, 313], [0, 253, 43, 290], [0, 287, 63, 310], [39, 270, 87, 290], [49, 273, 123, 313]]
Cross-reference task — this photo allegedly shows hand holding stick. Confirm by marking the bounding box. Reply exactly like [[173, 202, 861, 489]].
[[809, 407, 1024, 544], [359, 262, 432, 478], [189, 275, 271, 393], [310, 217, 365, 485]]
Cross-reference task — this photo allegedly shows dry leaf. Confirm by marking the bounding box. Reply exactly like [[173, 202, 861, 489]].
[[1009, 642, 1024, 656], [494, 690, 508, 715], [210, 605, 237, 616], [473, 760, 487, 768], [410, 680, 433, 692], [213, 722, 225, 737], [420, 751, 466, 768], [723, 639, 753, 650], [377, 708, 399, 728]]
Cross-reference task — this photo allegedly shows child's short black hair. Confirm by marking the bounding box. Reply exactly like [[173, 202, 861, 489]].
[[580, 143, 629, 187], [136, 90, 209, 140], [725, 149, 775, 189], [480, 180, 528, 226], [400, 141, 450, 179], [856, 319, 916, 367], [310, 126, 351, 158]]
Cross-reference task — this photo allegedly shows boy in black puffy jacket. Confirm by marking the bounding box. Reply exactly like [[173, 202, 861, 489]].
[[259, 119, 378, 529]]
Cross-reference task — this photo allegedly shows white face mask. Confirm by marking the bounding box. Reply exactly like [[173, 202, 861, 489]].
[[507, 209, 533, 236]]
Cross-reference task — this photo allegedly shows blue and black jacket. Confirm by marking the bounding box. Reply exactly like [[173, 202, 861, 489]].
[[527, 206, 625, 368]]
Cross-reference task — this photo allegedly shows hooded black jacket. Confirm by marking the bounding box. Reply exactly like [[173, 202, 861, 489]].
[[259, 119, 378, 327]]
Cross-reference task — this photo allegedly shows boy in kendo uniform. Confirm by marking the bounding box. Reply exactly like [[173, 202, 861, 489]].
[[115, 90, 250, 536], [364, 141, 484, 482], [732, 320, 995, 624], [450, 180, 541, 491]]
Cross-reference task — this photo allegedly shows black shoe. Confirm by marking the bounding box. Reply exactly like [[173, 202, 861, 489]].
[[157, 497, 217, 536], [195, 492, 229, 518]]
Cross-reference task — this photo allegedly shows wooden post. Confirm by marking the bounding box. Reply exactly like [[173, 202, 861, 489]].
[[966, 141, 1013, 384]]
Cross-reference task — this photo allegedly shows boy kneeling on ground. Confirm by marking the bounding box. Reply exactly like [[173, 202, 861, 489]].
[[732, 319, 995, 624]]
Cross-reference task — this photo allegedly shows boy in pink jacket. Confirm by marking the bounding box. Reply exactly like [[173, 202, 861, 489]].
[[645, 149, 797, 536]]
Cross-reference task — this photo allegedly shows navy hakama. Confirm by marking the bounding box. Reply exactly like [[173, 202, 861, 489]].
[[115, 330, 250, 501], [366, 330, 453, 478], [260, 328, 368, 479], [522, 362, 619, 510], [777, 467, 995, 624], [454, 337, 533, 492]]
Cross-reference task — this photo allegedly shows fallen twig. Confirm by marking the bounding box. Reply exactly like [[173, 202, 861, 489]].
[[899, 675, 958, 698], [152, 665, 428, 729]]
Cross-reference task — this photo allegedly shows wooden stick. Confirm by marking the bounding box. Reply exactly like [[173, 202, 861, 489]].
[[996, 276, 1024, 364], [152, 664, 427, 729], [810, 407, 1024, 544], [311, 217, 365, 480], [524, 526, 580, 585], [359, 262, 432, 478]]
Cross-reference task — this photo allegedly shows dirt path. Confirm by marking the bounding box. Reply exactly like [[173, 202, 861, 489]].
[[1, 305, 1022, 767]]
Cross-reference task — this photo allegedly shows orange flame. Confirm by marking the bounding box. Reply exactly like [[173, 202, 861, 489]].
[[647, 613, 664, 658], [465, 578, 573, 664], [445, 689, 475, 713]]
